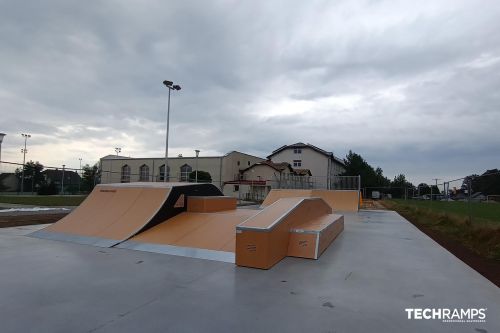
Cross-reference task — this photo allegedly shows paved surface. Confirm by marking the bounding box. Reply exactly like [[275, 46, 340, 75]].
[[0, 210, 498, 333]]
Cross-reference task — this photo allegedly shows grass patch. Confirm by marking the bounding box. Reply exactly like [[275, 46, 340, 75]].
[[0, 195, 87, 206], [383, 200, 500, 260]]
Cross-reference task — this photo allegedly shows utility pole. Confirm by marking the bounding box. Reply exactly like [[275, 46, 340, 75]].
[[20, 133, 31, 193], [0, 133, 5, 174], [78, 158, 82, 193], [61, 164, 65, 195], [195, 150, 200, 183]]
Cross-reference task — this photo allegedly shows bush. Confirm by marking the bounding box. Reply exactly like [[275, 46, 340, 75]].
[[37, 182, 58, 195]]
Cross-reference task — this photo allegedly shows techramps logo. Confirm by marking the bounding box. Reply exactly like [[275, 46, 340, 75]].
[[405, 308, 487, 323]]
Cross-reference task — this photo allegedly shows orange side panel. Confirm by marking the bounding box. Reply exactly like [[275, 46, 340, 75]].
[[287, 233, 317, 259], [317, 215, 344, 256], [235, 198, 332, 269], [187, 196, 237, 213]]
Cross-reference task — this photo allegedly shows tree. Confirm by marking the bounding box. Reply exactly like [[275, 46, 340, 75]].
[[342, 150, 390, 188], [81, 163, 99, 192], [464, 170, 500, 195], [189, 170, 212, 183], [391, 174, 414, 198], [14, 161, 44, 193]]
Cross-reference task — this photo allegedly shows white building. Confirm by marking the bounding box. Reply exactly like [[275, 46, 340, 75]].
[[224, 160, 312, 201], [267, 142, 345, 189], [98, 142, 346, 200], [99, 151, 265, 192]]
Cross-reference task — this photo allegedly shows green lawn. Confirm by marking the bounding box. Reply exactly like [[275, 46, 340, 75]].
[[0, 195, 87, 207], [391, 199, 500, 224], [384, 199, 500, 259]]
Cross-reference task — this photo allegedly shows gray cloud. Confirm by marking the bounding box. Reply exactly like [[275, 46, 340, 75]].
[[1, 0, 499, 185]]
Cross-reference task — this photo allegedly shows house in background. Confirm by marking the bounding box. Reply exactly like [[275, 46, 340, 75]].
[[267, 142, 345, 189], [0, 173, 19, 192], [43, 169, 81, 194], [225, 160, 312, 201]]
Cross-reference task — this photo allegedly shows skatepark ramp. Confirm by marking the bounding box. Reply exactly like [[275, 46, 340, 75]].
[[261, 189, 360, 212], [30, 182, 223, 247], [29, 184, 344, 269], [236, 197, 344, 269]]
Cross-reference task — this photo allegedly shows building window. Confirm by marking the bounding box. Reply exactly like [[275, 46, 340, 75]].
[[180, 164, 192, 182], [293, 160, 302, 167], [139, 164, 149, 181], [248, 161, 250, 166], [294, 148, 302, 154], [234, 185, 239, 192], [121, 165, 131, 183], [237, 161, 240, 166], [159, 164, 170, 181]]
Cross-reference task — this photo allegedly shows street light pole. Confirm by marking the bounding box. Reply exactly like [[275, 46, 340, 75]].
[[21, 133, 31, 193], [195, 150, 200, 183], [0, 133, 5, 174], [61, 164, 65, 195], [78, 158, 82, 193], [162, 80, 181, 182]]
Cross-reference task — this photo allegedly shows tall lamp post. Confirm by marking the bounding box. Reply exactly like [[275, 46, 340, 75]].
[[0, 133, 5, 174], [78, 158, 82, 193], [20, 133, 31, 193], [110, 147, 121, 183], [61, 164, 65, 195], [195, 149, 200, 183], [162, 80, 181, 182]]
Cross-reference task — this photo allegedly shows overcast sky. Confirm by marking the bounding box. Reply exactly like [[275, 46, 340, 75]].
[[1, 0, 499, 185]]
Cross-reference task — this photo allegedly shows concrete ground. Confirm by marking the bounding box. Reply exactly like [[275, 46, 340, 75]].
[[0, 210, 498, 333]]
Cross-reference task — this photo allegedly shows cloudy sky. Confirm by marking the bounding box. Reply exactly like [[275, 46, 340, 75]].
[[1, 0, 499, 185]]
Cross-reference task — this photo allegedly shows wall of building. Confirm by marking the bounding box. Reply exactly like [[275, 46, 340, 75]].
[[99, 151, 265, 190], [270, 148, 329, 187]]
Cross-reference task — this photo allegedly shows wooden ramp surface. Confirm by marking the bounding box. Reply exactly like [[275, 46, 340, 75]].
[[30, 182, 222, 247], [261, 189, 360, 212]]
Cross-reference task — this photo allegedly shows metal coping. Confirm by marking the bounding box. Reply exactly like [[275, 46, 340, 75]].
[[28, 230, 119, 248], [116, 241, 235, 263]]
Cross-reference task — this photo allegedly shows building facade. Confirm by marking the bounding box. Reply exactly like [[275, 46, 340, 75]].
[[267, 142, 345, 189], [224, 161, 312, 201], [99, 151, 265, 193]]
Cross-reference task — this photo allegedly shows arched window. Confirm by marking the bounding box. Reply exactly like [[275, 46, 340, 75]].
[[139, 164, 150, 181], [121, 165, 131, 183], [159, 164, 170, 181], [180, 164, 192, 182]]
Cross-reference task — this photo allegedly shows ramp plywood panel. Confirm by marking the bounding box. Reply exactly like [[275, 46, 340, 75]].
[[44, 186, 156, 238], [129, 209, 257, 252], [187, 196, 237, 213], [261, 190, 312, 207], [97, 188, 170, 240], [312, 190, 359, 212], [288, 214, 344, 259], [235, 198, 332, 269], [262, 189, 360, 212]]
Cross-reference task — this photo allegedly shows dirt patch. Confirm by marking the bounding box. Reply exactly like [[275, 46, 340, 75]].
[[361, 199, 387, 210], [0, 213, 67, 228], [382, 201, 500, 288]]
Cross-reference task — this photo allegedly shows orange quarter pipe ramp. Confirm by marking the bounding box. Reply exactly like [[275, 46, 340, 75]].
[[30, 182, 223, 247], [261, 189, 360, 212]]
